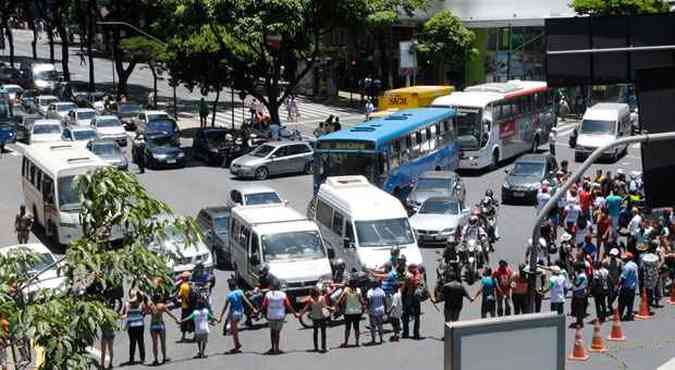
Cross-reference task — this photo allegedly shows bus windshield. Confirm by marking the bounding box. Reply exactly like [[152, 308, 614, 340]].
[[453, 107, 482, 150], [57, 176, 80, 211], [261, 231, 325, 261], [318, 152, 379, 182], [355, 218, 415, 247]]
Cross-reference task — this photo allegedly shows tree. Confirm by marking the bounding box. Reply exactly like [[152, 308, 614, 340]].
[[0, 0, 18, 67], [121, 37, 167, 108], [0, 168, 199, 370], [571, 0, 670, 15], [416, 10, 476, 83]]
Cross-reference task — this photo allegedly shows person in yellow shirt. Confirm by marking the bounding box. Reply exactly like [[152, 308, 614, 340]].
[[178, 272, 193, 342]]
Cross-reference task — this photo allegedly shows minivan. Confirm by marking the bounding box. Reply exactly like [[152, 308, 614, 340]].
[[310, 175, 423, 271], [574, 103, 631, 162]]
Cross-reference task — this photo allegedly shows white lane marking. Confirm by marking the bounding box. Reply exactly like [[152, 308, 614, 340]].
[[657, 357, 675, 370]]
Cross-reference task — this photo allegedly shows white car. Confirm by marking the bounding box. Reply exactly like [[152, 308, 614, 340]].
[[92, 115, 127, 146], [1, 84, 24, 101], [133, 110, 171, 133], [0, 243, 66, 296], [46, 102, 78, 122], [409, 196, 469, 246], [147, 215, 214, 276], [36, 95, 58, 115], [61, 126, 98, 142], [30, 119, 64, 144], [66, 108, 97, 127], [227, 185, 285, 207]]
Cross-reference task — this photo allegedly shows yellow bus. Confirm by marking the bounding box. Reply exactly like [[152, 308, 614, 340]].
[[377, 85, 454, 111]]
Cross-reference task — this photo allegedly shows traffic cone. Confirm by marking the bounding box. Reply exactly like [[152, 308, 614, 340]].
[[607, 308, 626, 342], [667, 283, 675, 305], [589, 319, 607, 353], [568, 324, 590, 361], [635, 288, 653, 320]]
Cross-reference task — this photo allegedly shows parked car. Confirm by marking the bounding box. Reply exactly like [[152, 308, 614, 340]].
[[0, 66, 23, 85], [0, 243, 66, 296], [144, 118, 180, 146], [62, 126, 97, 142], [92, 115, 127, 146], [192, 127, 250, 166], [196, 206, 231, 268], [406, 171, 466, 213], [13, 110, 41, 142], [146, 215, 214, 276], [0, 118, 17, 149], [227, 185, 285, 207], [409, 196, 469, 246], [35, 95, 58, 115], [1, 84, 24, 102], [133, 131, 186, 169], [19, 89, 37, 111], [66, 108, 97, 126], [114, 102, 143, 131], [86, 139, 128, 170], [46, 102, 77, 122], [30, 119, 63, 144], [501, 153, 558, 204], [133, 110, 171, 133], [229, 141, 313, 180]]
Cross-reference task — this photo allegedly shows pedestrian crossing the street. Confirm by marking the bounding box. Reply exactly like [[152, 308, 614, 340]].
[[206, 97, 363, 129]]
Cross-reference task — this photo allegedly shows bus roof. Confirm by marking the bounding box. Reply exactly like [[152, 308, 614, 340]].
[[382, 85, 453, 95], [432, 80, 548, 108], [23, 142, 108, 177], [317, 176, 407, 221], [318, 107, 454, 147]]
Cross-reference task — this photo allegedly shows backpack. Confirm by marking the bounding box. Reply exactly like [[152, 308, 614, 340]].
[[591, 270, 609, 296]]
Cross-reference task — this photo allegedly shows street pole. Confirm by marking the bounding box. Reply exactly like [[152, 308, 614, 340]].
[[526, 130, 675, 313], [507, 24, 512, 81], [231, 88, 235, 129], [111, 41, 116, 95]]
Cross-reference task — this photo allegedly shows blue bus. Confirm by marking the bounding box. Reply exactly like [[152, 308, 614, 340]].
[[313, 107, 459, 197], [0, 92, 16, 150]]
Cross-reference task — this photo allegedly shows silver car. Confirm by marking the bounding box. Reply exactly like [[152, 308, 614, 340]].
[[86, 139, 129, 170], [406, 171, 466, 213], [62, 126, 98, 142], [46, 102, 77, 122], [230, 141, 313, 180], [409, 196, 470, 246]]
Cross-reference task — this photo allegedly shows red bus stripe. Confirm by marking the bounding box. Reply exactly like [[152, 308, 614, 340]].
[[504, 86, 549, 99]]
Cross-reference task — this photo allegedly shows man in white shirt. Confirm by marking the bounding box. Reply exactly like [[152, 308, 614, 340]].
[[549, 131, 557, 156], [543, 266, 567, 315], [627, 207, 642, 251], [564, 200, 582, 232], [536, 184, 551, 215]]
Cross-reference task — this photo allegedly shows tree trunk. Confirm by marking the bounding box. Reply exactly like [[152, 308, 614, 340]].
[[112, 30, 137, 98], [149, 64, 157, 108], [211, 88, 220, 127], [2, 20, 14, 67], [87, 0, 97, 91], [57, 24, 70, 82], [31, 22, 38, 60], [47, 28, 55, 64], [268, 98, 280, 127]]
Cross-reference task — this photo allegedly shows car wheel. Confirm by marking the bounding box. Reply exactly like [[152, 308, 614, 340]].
[[490, 150, 499, 171], [254, 167, 269, 180]]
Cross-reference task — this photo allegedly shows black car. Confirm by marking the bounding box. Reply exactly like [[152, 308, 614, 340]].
[[133, 131, 186, 169], [115, 102, 142, 131], [501, 153, 558, 204], [192, 127, 251, 167], [195, 206, 231, 268], [145, 118, 180, 146]]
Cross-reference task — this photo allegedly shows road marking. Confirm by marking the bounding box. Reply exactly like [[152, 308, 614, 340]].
[[657, 357, 675, 370]]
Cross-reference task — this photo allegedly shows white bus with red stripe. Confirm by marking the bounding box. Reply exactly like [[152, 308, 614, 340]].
[[432, 80, 556, 170]]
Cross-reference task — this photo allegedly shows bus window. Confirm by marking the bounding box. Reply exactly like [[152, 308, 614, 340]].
[[22, 158, 28, 177], [42, 176, 55, 205], [535, 93, 544, 110], [316, 199, 333, 227], [510, 100, 519, 116], [546, 91, 554, 105], [345, 221, 355, 244], [29, 163, 36, 185], [36, 170, 42, 192], [332, 212, 344, 235], [390, 140, 401, 169]]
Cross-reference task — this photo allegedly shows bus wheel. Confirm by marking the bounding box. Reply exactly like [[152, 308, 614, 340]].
[[490, 150, 499, 170], [531, 135, 540, 153]]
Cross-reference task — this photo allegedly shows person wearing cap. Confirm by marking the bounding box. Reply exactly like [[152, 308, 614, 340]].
[[627, 207, 642, 252], [177, 272, 193, 342], [618, 252, 638, 321], [542, 265, 567, 315], [640, 245, 661, 308], [536, 183, 551, 215], [493, 260, 513, 317], [602, 248, 624, 314], [590, 260, 610, 323]]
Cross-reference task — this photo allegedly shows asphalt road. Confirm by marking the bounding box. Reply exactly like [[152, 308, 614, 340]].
[[2, 30, 674, 370]]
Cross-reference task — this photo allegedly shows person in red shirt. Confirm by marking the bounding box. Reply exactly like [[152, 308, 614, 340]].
[[493, 260, 513, 316], [596, 208, 613, 258], [579, 182, 592, 218]]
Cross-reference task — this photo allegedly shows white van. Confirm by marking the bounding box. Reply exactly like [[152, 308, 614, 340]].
[[311, 176, 422, 271], [229, 203, 332, 303], [575, 103, 631, 162]]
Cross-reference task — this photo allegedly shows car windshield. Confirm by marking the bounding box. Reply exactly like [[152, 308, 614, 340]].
[[91, 142, 119, 156], [96, 118, 121, 128], [580, 119, 615, 135], [419, 199, 460, 215], [77, 111, 96, 120], [250, 144, 275, 158], [5, 86, 21, 93], [57, 175, 80, 211], [147, 135, 173, 147], [261, 231, 325, 262], [72, 130, 97, 141], [35, 70, 59, 81], [511, 162, 545, 177], [33, 124, 61, 135], [147, 120, 176, 134], [148, 113, 169, 121], [56, 104, 76, 112], [40, 98, 57, 106], [27, 252, 57, 276], [205, 131, 227, 147], [244, 192, 283, 205], [119, 104, 141, 113], [355, 218, 415, 247], [213, 216, 229, 234], [415, 177, 452, 191]]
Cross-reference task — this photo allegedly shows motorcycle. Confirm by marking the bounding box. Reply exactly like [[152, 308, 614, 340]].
[[459, 239, 482, 285], [297, 278, 344, 329]]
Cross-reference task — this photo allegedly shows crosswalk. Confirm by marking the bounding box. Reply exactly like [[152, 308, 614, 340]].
[[207, 97, 363, 129]]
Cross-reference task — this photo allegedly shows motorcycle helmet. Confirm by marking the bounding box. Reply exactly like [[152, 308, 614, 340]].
[[258, 263, 270, 276], [469, 215, 479, 224], [485, 189, 494, 197], [334, 258, 345, 272], [561, 232, 573, 242]]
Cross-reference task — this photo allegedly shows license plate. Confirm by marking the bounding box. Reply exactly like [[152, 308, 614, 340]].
[[166, 159, 176, 164], [513, 192, 525, 197]]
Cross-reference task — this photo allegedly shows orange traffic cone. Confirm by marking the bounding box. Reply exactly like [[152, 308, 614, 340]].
[[635, 288, 653, 320], [589, 319, 607, 353], [607, 308, 626, 342], [569, 324, 590, 361], [668, 282, 675, 305]]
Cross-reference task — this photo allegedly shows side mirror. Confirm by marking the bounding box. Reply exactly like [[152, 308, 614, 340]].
[[250, 255, 260, 266], [504, 169, 509, 174], [327, 248, 335, 259]]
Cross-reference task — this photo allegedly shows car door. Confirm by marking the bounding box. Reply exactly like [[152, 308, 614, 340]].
[[284, 144, 304, 172], [267, 146, 290, 175]]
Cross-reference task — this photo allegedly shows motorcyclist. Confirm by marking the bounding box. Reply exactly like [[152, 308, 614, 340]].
[[332, 258, 347, 286], [245, 264, 277, 325], [479, 193, 500, 244], [442, 241, 461, 282], [460, 215, 488, 244]]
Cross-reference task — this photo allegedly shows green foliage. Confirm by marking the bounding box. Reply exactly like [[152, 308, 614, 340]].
[[417, 10, 476, 67], [571, 0, 670, 15], [120, 37, 167, 65]]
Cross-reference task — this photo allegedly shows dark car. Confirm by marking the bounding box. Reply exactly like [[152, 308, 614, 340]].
[[502, 153, 558, 204], [196, 206, 231, 268], [0, 66, 23, 85], [192, 127, 251, 167], [115, 103, 142, 131], [145, 118, 180, 146], [133, 131, 186, 169]]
